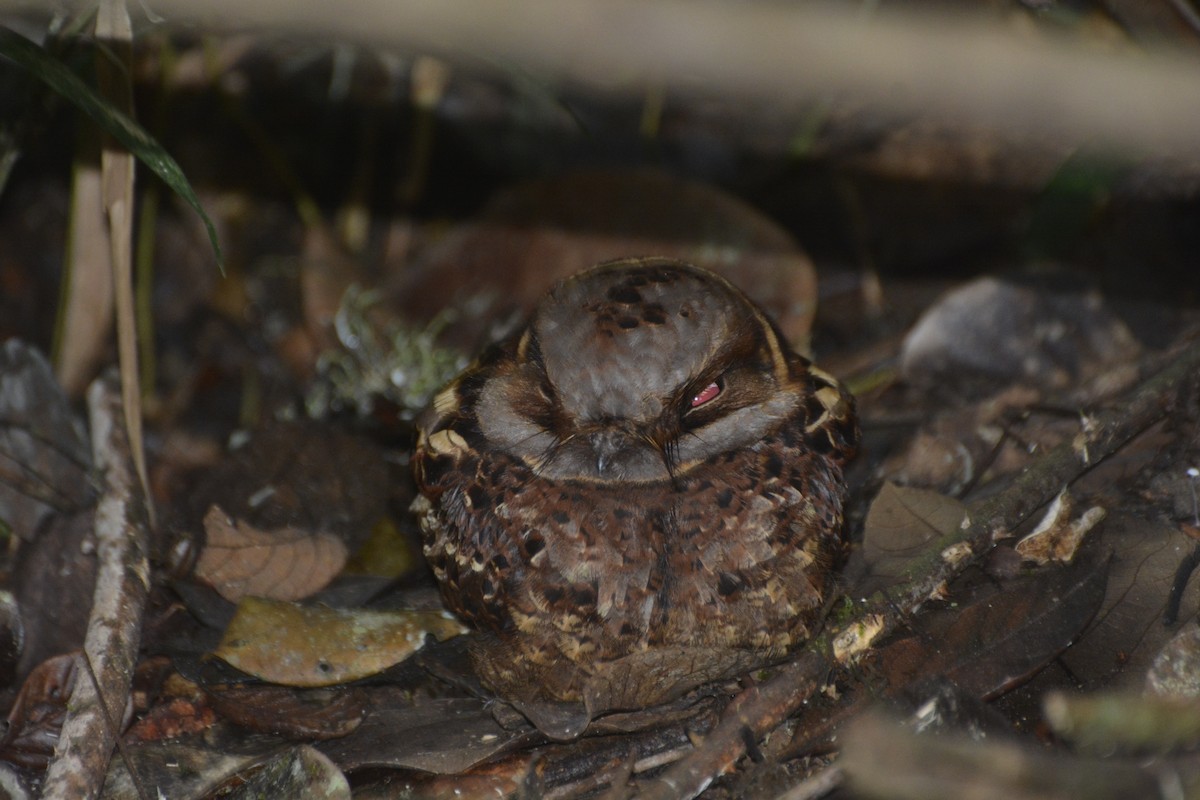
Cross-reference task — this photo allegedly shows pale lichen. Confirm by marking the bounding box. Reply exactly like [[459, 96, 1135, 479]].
[[306, 285, 467, 420]]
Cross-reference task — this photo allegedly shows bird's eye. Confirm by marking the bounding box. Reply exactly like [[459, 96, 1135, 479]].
[[691, 381, 721, 408]]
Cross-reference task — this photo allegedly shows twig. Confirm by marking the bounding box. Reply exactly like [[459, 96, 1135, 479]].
[[641, 338, 1200, 800], [41, 375, 151, 800], [96, 0, 156, 529], [777, 766, 842, 800], [79, 652, 152, 800]]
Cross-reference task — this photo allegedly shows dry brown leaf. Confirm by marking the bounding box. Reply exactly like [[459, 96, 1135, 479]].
[[393, 168, 818, 350], [195, 505, 348, 603], [212, 597, 467, 687], [847, 482, 968, 597], [1033, 513, 1200, 694]]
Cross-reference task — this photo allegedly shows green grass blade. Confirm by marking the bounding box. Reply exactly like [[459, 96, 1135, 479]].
[[0, 26, 223, 269]]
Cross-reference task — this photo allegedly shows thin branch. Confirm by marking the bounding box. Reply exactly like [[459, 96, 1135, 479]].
[[96, 0, 156, 529], [41, 375, 151, 800]]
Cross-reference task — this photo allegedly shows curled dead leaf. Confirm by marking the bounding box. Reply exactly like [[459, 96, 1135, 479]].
[[195, 505, 348, 602]]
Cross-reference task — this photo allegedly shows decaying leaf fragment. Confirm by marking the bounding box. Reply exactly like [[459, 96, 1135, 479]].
[[833, 614, 886, 663], [195, 505, 348, 602], [213, 597, 467, 687], [1015, 489, 1105, 565]]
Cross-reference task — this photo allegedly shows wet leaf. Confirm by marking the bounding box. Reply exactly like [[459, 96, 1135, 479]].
[[789, 549, 1109, 755], [319, 696, 536, 774], [212, 597, 467, 687], [880, 546, 1111, 700], [204, 684, 367, 740], [1055, 513, 1200, 690], [100, 728, 281, 800], [195, 505, 348, 603], [12, 511, 96, 679], [219, 745, 349, 800], [0, 653, 78, 769]]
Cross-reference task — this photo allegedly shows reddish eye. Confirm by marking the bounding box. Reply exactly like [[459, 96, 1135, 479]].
[[691, 381, 721, 408]]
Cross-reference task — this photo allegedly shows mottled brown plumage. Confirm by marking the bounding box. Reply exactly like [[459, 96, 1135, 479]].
[[412, 258, 857, 721]]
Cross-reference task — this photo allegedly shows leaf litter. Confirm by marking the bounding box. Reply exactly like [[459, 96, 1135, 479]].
[[2, 40, 1200, 796]]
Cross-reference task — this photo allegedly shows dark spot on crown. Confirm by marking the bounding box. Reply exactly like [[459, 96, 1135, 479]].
[[523, 532, 545, 556], [716, 488, 734, 508], [606, 284, 643, 304], [542, 585, 564, 604], [717, 572, 742, 596], [571, 583, 597, 607], [764, 452, 784, 479], [619, 622, 637, 637], [617, 316, 640, 330], [641, 304, 668, 325], [552, 509, 570, 525]]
